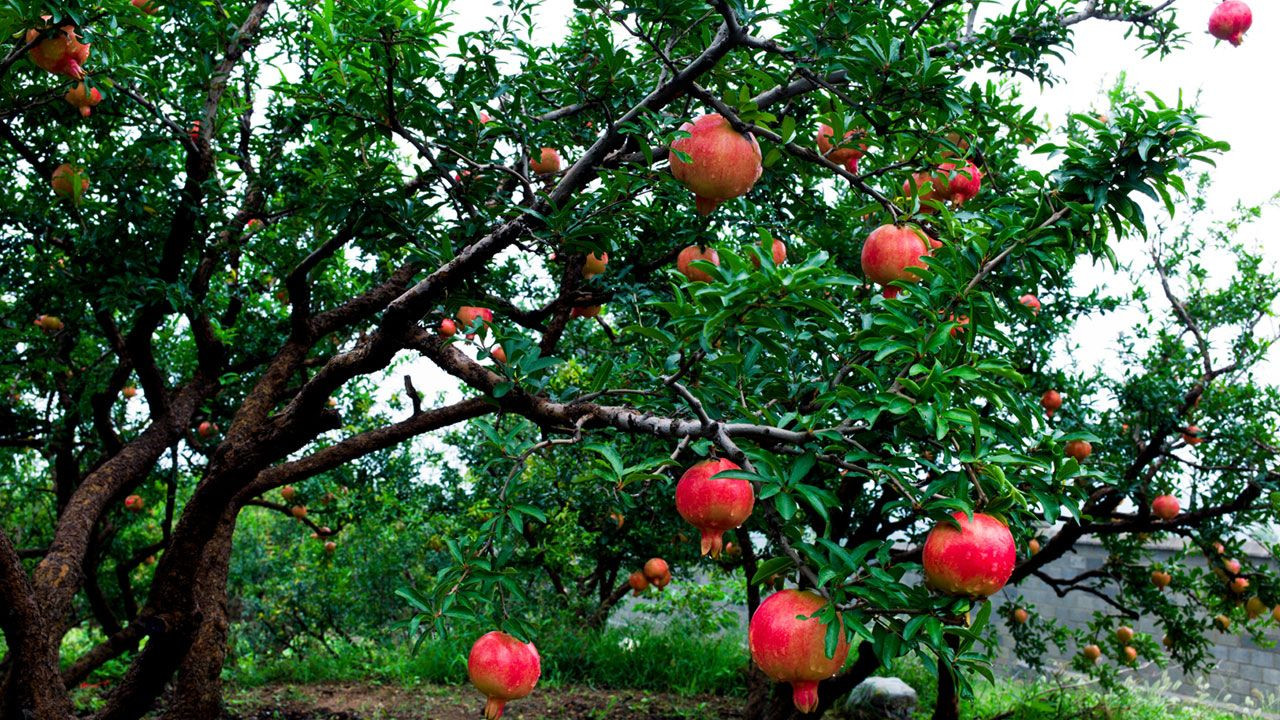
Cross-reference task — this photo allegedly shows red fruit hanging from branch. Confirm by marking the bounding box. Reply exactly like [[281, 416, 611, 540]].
[[676, 245, 720, 283], [51, 164, 89, 203], [860, 224, 933, 298], [467, 631, 541, 720], [1151, 495, 1180, 521], [674, 458, 754, 557], [25, 22, 90, 79], [627, 571, 649, 596], [1040, 390, 1062, 417], [529, 147, 562, 175], [582, 252, 608, 278], [815, 123, 866, 173], [922, 511, 1016, 597], [643, 557, 671, 590], [1208, 1, 1252, 45], [64, 83, 102, 117], [748, 589, 850, 713], [669, 113, 762, 215]]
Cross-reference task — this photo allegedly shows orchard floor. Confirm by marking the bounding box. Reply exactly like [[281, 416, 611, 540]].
[[224, 683, 745, 720]]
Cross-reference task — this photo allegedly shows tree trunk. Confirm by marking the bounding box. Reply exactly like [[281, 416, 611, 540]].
[[159, 513, 237, 720], [932, 662, 959, 720], [0, 532, 74, 720]]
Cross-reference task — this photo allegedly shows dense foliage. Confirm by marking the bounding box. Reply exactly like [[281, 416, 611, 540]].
[[1, 1, 1276, 719]]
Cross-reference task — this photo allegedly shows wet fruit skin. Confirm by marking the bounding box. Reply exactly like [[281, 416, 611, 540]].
[[748, 589, 850, 713]]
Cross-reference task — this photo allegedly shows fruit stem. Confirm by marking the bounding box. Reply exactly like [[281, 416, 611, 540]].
[[483, 697, 507, 720], [790, 680, 820, 713]]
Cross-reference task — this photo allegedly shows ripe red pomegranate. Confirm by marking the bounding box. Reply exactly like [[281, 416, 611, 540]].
[[922, 511, 1016, 597], [628, 570, 649, 596], [860, 224, 933, 298], [440, 318, 457, 337], [669, 113, 763, 215], [1209, 1, 1252, 45], [676, 245, 720, 283], [1020, 294, 1041, 314], [290, 505, 307, 519], [815, 123, 866, 173], [1151, 570, 1172, 589], [903, 162, 982, 207], [1182, 425, 1203, 445], [1040, 390, 1062, 416], [643, 557, 670, 590], [281, 485, 297, 502], [124, 495, 144, 512], [1065, 440, 1092, 462], [457, 306, 493, 338], [675, 458, 754, 557], [582, 252, 608, 278], [197, 421, 217, 438], [468, 631, 541, 720], [64, 83, 101, 117], [1223, 557, 1242, 575], [570, 305, 601, 319], [1231, 577, 1249, 594], [750, 237, 787, 268], [323, 540, 336, 554], [748, 589, 850, 713], [51, 164, 88, 201], [26, 23, 90, 78], [1013, 608, 1029, 624], [1151, 495, 1180, 520], [530, 147, 562, 175]]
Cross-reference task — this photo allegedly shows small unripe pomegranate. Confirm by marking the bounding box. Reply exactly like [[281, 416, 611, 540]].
[[669, 113, 763, 215], [947, 314, 969, 338], [323, 540, 336, 554], [457, 306, 493, 338], [1020, 294, 1041, 314], [1209, 1, 1251, 46], [1223, 558, 1242, 575], [1182, 425, 1203, 445], [628, 570, 649, 596], [1151, 495, 1180, 521], [676, 245, 720, 283], [197, 421, 217, 438], [64, 82, 102, 117], [34, 314, 65, 332], [124, 495, 144, 512], [468, 631, 541, 720], [1065, 440, 1092, 462], [1115, 626, 1134, 644], [25, 23, 90, 78], [1215, 614, 1231, 631], [440, 318, 457, 337], [608, 511, 624, 529], [51, 164, 88, 202], [748, 589, 850, 713], [1122, 646, 1138, 663], [675, 458, 754, 557], [1013, 608, 1029, 624], [815, 124, 866, 173], [1082, 644, 1101, 663], [860, 224, 933, 297], [1151, 570, 1172, 589], [582, 252, 608, 278], [122, 385, 137, 399], [922, 511, 1016, 597], [1028, 538, 1041, 555], [1231, 577, 1249, 594], [132, 0, 160, 14], [530, 147, 562, 175], [1213, 541, 1226, 554], [750, 237, 787, 268], [570, 305, 601, 319], [1246, 596, 1266, 619], [290, 505, 307, 519], [490, 345, 507, 364], [1041, 390, 1062, 416], [281, 485, 297, 502]]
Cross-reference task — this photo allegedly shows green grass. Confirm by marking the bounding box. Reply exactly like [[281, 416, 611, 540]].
[[225, 621, 749, 697]]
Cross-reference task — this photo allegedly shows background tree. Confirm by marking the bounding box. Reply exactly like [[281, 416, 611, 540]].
[[1, 1, 1276, 720]]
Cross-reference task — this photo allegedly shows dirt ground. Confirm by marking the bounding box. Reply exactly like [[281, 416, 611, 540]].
[[225, 683, 746, 720]]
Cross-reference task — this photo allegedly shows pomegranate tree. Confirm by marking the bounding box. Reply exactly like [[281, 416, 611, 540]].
[[674, 458, 754, 557], [922, 511, 1016, 597], [467, 631, 541, 720], [669, 113, 763, 215], [748, 589, 850, 713], [859, 224, 933, 298]]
